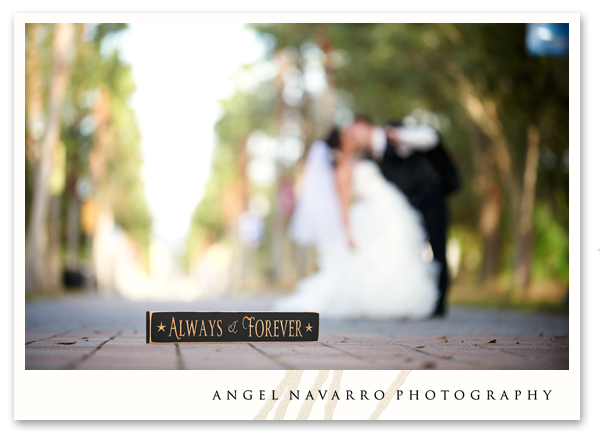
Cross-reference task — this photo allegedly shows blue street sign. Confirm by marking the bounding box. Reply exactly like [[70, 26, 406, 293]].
[[526, 23, 569, 57]]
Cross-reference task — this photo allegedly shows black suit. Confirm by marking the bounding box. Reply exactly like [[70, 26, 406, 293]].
[[376, 127, 460, 316]]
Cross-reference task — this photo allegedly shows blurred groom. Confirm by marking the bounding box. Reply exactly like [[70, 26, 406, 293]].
[[346, 116, 460, 318]]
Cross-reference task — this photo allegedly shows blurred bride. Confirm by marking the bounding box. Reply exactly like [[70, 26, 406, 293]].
[[274, 125, 438, 320]]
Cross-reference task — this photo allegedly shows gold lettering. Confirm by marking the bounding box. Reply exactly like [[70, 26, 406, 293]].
[[199, 320, 208, 337], [179, 320, 185, 338], [186, 320, 198, 337], [209, 320, 217, 336], [243, 316, 255, 337], [280, 320, 288, 337], [169, 317, 181, 340], [265, 320, 272, 337], [217, 320, 223, 337], [289, 320, 294, 337], [255, 319, 264, 338], [274, 320, 279, 337], [295, 320, 302, 337]]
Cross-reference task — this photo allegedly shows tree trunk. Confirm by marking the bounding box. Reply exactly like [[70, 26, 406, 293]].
[[295, 245, 308, 279], [515, 125, 540, 291], [25, 23, 44, 165], [472, 125, 502, 284], [47, 194, 62, 291], [66, 194, 80, 270], [439, 25, 524, 287], [25, 23, 75, 293], [445, 61, 527, 291], [479, 180, 502, 284], [447, 62, 519, 220], [269, 51, 288, 285], [270, 163, 285, 284]]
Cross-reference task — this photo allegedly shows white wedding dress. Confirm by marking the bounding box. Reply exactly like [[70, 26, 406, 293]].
[[275, 157, 439, 320]]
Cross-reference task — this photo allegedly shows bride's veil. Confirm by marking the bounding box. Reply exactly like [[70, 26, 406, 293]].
[[288, 140, 347, 262]]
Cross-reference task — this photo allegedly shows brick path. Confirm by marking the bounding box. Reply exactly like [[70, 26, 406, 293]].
[[25, 293, 569, 370]]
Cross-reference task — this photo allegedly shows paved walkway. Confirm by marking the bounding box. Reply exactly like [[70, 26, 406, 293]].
[[25, 293, 569, 370]]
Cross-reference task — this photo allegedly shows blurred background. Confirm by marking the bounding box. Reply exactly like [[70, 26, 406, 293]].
[[24, 23, 569, 311]]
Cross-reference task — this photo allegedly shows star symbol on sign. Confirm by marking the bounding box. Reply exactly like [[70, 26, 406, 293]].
[[157, 322, 166, 332], [305, 323, 313, 332]]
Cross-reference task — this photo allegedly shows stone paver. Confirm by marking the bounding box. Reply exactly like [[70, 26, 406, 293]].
[[25, 293, 569, 370]]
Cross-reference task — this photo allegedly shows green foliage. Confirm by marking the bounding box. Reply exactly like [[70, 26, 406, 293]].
[[531, 203, 569, 283], [70, 25, 151, 248], [249, 23, 569, 287], [101, 53, 151, 248], [93, 23, 128, 45]]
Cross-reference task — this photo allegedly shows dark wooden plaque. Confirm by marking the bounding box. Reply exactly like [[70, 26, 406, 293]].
[[146, 311, 319, 343]]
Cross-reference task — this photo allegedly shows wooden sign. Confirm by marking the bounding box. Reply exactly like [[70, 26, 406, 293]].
[[146, 311, 319, 343]]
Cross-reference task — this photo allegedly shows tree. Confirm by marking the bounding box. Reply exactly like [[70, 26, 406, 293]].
[[25, 23, 152, 293], [25, 23, 75, 293]]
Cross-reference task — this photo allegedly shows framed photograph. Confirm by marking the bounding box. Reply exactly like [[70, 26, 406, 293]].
[[15, 12, 579, 421]]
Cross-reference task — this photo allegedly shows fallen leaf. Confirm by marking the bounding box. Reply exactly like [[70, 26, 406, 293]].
[[554, 333, 569, 339], [486, 339, 497, 344], [438, 337, 448, 343], [415, 345, 425, 348], [58, 342, 76, 345]]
